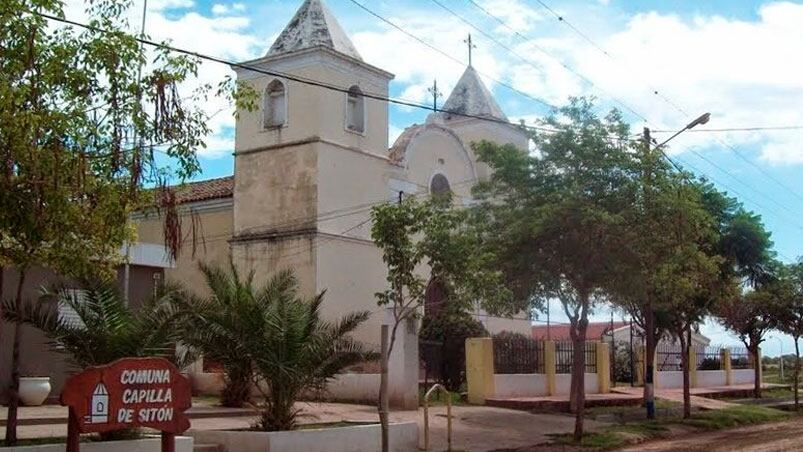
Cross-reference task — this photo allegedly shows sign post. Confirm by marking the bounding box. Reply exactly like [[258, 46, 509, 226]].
[[61, 357, 192, 452]]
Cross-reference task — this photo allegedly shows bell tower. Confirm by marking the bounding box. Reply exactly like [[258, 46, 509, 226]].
[[229, 0, 394, 296]]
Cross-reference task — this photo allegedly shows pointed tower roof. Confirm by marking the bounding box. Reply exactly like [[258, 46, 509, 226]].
[[267, 0, 362, 61], [442, 66, 507, 121]]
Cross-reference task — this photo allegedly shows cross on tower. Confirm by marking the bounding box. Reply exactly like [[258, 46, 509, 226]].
[[428, 79, 443, 112], [464, 33, 477, 67]]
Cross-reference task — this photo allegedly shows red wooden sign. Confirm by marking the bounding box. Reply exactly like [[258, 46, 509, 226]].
[[61, 357, 192, 452]]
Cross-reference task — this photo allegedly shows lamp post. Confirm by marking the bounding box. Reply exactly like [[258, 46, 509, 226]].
[[641, 112, 711, 420]]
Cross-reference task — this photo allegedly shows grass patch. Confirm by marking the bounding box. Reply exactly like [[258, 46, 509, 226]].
[[680, 405, 789, 430], [552, 431, 629, 449]]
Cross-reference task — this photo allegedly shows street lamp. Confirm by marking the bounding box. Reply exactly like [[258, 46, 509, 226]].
[[654, 112, 711, 149]]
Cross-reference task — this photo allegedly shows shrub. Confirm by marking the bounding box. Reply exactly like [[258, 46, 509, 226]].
[[420, 311, 487, 391]]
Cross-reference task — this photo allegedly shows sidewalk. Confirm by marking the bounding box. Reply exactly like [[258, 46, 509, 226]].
[[0, 400, 611, 451]]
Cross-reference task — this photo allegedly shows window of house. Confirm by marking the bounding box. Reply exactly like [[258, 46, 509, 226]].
[[263, 79, 286, 129], [346, 85, 365, 133]]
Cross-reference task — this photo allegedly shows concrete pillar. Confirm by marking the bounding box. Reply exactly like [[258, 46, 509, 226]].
[[386, 310, 419, 409], [466, 337, 495, 404], [721, 349, 732, 386], [636, 345, 645, 386], [596, 342, 611, 393], [689, 347, 698, 388], [544, 340, 556, 396]]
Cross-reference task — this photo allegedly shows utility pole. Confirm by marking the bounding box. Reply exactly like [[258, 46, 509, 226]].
[[428, 79, 442, 112], [642, 126, 657, 419], [464, 33, 477, 67]]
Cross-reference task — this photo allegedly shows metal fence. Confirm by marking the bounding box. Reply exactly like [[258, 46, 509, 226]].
[[420, 340, 445, 383], [656, 344, 683, 371], [730, 347, 751, 369], [555, 341, 597, 374], [493, 336, 545, 374], [695, 346, 722, 370]]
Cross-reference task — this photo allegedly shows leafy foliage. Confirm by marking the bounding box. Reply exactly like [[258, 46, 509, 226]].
[[1, 281, 191, 369], [471, 97, 639, 440], [177, 263, 373, 430], [419, 310, 487, 391]]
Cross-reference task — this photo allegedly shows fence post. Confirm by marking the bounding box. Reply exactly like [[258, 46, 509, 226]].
[[689, 347, 698, 388], [544, 340, 556, 396], [466, 337, 495, 404], [596, 342, 611, 393], [721, 348, 732, 386]]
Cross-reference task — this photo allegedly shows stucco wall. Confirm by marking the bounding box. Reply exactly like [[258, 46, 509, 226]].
[[493, 374, 549, 398], [657, 371, 684, 389], [233, 142, 318, 236], [234, 51, 391, 158], [733, 369, 756, 385], [554, 373, 599, 395], [697, 370, 728, 387], [135, 204, 233, 298]]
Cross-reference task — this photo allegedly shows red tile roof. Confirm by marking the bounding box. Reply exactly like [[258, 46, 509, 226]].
[[173, 176, 234, 204], [532, 322, 629, 341]]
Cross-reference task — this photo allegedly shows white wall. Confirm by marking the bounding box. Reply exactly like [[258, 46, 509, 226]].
[[554, 373, 599, 396], [493, 374, 549, 398], [657, 371, 684, 389], [733, 369, 756, 385], [697, 370, 727, 387], [325, 373, 380, 403]]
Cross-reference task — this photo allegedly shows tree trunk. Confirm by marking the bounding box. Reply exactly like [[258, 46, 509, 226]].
[[379, 325, 390, 452], [571, 301, 589, 443], [794, 337, 800, 411], [750, 342, 761, 399], [4, 269, 27, 446], [643, 297, 656, 419], [680, 329, 691, 419]]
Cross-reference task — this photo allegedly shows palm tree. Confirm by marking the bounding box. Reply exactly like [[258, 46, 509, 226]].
[[176, 262, 262, 407], [181, 262, 373, 430], [1, 280, 191, 369]]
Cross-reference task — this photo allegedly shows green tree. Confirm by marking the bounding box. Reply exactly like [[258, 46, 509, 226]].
[[472, 97, 637, 441], [0, 0, 251, 443], [718, 285, 779, 398], [769, 261, 803, 409], [419, 308, 488, 391], [371, 193, 507, 451], [180, 263, 372, 430]]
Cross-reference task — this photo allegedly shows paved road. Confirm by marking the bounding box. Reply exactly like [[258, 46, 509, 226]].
[[618, 418, 803, 452]]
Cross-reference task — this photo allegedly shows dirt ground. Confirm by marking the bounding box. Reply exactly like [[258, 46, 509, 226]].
[[617, 418, 803, 452]]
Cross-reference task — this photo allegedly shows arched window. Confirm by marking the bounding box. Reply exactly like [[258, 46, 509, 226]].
[[346, 85, 365, 133], [263, 79, 286, 129], [430, 173, 451, 197]]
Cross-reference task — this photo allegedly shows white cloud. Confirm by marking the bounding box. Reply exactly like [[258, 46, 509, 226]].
[[211, 4, 229, 15], [149, 0, 194, 11]]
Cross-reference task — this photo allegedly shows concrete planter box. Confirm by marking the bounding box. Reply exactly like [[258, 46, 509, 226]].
[[190, 422, 418, 452], [2, 437, 194, 452]]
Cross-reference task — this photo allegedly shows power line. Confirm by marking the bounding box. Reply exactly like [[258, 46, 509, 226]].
[[527, 0, 803, 204], [345, 0, 556, 111], [652, 126, 803, 133], [463, 0, 648, 122], [27, 8, 803, 245]]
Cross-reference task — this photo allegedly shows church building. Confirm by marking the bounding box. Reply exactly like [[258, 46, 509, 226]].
[[0, 0, 531, 401], [134, 0, 532, 346]]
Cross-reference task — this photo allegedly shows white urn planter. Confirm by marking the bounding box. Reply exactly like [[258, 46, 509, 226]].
[[19, 376, 51, 406]]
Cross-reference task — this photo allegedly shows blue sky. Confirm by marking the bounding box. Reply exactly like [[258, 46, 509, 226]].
[[73, 0, 803, 355]]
